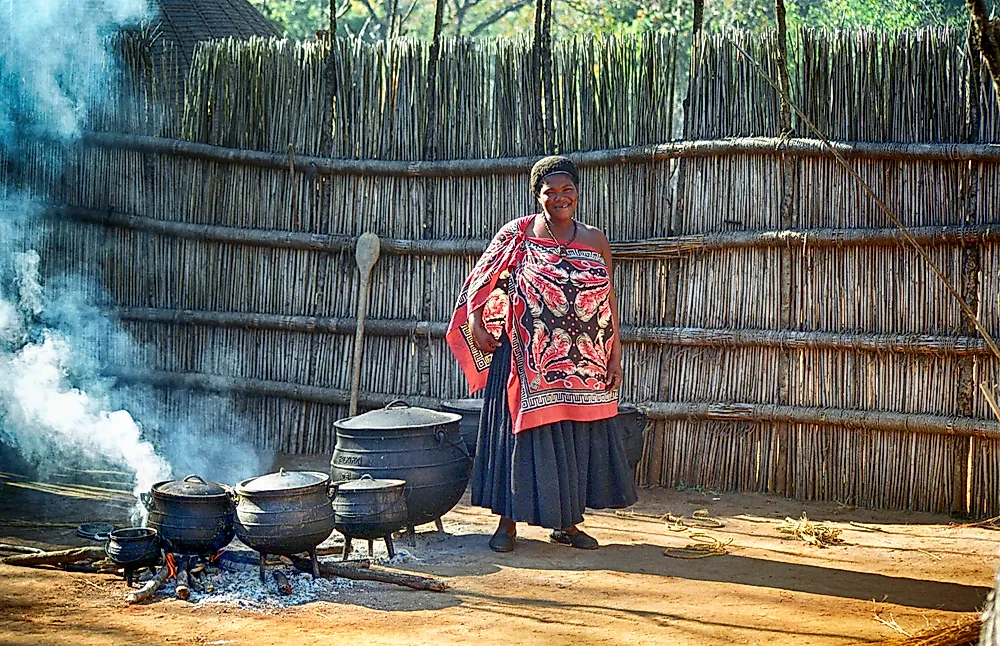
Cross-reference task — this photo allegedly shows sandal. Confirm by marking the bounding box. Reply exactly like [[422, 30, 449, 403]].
[[489, 528, 517, 553], [549, 529, 599, 550]]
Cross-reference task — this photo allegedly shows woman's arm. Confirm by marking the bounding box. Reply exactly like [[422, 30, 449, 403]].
[[598, 233, 623, 391], [470, 304, 500, 353]]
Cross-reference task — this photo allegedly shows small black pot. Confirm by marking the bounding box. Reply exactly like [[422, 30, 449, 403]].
[[106, 527, 161, 586], [331, 474, 407, 540]]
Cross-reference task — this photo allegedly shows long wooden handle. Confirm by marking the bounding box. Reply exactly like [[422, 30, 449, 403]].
[[349, 233, 381, 417]]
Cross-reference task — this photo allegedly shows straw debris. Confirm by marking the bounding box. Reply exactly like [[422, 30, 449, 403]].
[[777, 513, 844, 547]]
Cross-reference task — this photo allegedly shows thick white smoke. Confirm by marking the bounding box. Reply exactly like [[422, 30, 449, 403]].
[[0, 0, 183, 522], [0, 248, 172, 510]]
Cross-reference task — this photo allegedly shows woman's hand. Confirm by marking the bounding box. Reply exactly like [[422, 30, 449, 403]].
[[605, 356, 623, 391], [471, 317, 500, 354]]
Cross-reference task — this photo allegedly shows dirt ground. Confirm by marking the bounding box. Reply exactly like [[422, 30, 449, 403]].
[[0, 453, 996, 646]]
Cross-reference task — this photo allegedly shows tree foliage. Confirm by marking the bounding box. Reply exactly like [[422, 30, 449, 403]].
[[247, 0, 985, 41]]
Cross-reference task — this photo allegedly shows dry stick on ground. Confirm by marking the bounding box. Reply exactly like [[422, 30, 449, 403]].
[[126, 563, 170, 605], [0, 543, 44, 554], [290, 555, 447, 592], [1, 546, 106, 568]]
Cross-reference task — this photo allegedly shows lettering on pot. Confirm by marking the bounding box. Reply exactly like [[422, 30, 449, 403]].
[[334, 455, 364, 466]]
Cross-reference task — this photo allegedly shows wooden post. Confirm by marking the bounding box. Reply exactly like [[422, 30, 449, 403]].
[[532, 0, 545, 154], [540, 0, 555, 152], [418, 0, 446, 400], [773, 0, 796, 498], [954, 19, 984, 517]]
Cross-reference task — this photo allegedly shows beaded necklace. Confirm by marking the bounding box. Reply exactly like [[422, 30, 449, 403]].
[[542, 216, 578, 258]]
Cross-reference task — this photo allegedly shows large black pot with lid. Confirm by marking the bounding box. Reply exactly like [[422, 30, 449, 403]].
[[331, 401, 470, 533], [233, 469, 336, 580], [142, 474, 235, 555]]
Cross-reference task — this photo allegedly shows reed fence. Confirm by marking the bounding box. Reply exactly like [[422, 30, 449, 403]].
[[5, 26, 1000, 516]]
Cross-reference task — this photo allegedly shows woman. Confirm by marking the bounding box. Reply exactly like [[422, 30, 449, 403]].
[[446, 155, 637, 552]]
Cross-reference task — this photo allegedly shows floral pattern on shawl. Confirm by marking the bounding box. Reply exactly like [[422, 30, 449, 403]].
[[446, 216, 618, 434]]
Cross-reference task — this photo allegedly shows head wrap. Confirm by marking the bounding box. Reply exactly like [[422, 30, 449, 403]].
[[530, 155, 579, 196]]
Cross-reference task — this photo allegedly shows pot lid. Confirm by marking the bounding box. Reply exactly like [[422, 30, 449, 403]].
[[337, 400, 461, 430], [336, 474, 406, 491], [154, 474, 228, 497], [441, 398, 484, 412], [238, 469, 329, 493]]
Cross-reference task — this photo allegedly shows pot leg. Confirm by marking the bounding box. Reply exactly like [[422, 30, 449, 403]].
[[384, 535, 395, 559], [342, 537, 352, 562], [434, 518, 444, 533], [125, 567, 134, 587], [367, 539, 374, 557], [407, 524, 416, 548], [309, 549, 320, 580], [258, 552, 267, 583]]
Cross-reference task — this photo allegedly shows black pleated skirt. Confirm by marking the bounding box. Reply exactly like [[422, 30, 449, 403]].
[[471, 336, 638, 530]]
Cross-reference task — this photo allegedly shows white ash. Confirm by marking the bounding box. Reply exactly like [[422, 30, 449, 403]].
[[145, 560, 357, 610]]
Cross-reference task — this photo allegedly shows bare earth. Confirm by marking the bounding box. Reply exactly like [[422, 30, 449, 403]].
[[0, 454, 995, 646]]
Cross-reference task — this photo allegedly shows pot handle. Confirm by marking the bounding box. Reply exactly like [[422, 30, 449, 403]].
[[183, 474, 208, 484], [140, 492, 152, 509], [384, 399, 411, 410], [435, 428, 471, 458], [327, 481, 341, 500]]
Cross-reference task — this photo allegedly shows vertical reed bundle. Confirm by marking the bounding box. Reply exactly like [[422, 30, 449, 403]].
[[7, 28, 1000, 516]]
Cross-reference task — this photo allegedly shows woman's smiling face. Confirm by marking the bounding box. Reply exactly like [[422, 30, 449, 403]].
[[537, 172, 579, 222]]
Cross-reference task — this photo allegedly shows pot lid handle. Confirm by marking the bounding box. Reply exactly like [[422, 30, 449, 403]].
[[183, 474, 207, 484], [360, 474, 373, 481], [385, 400, 411, 409]]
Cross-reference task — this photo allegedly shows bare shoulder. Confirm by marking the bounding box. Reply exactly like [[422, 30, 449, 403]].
[[576, 222, 610, 253]]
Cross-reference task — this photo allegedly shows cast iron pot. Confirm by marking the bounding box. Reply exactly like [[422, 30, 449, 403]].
[[106, 527, 161, 586], [233, 469, 336, 558], [331, 401, 469, 529], [331, 474, 407, 540], [618, 405, 648, 470], [331, 474, 407, 559], [440, 399, 483, 456], [143, 474, 235, 555]]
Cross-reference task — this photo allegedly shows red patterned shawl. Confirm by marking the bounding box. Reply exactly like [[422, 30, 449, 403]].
[[446, 215, 618, 434]]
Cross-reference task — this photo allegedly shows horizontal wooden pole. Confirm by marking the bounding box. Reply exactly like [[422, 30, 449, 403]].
[[51, 205, 998, 260], [643, 401, 1000, 439], [110, 369, 442, 411], [117, 307, 448, 337], [116, 307, 992, 356], [110, 368, 1000, 439], [613, 224, 1000, 259], [51, 206, 482, 257], [80, 131, 1000, 177], [629, 326, 992, 355]]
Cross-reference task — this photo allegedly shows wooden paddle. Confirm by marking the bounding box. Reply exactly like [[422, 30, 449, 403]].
[[350, 233, 381, 416]]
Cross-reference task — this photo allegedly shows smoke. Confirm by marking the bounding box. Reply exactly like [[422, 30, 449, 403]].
[[0, 0, 264, 521], [0, 228, 172, 516]]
